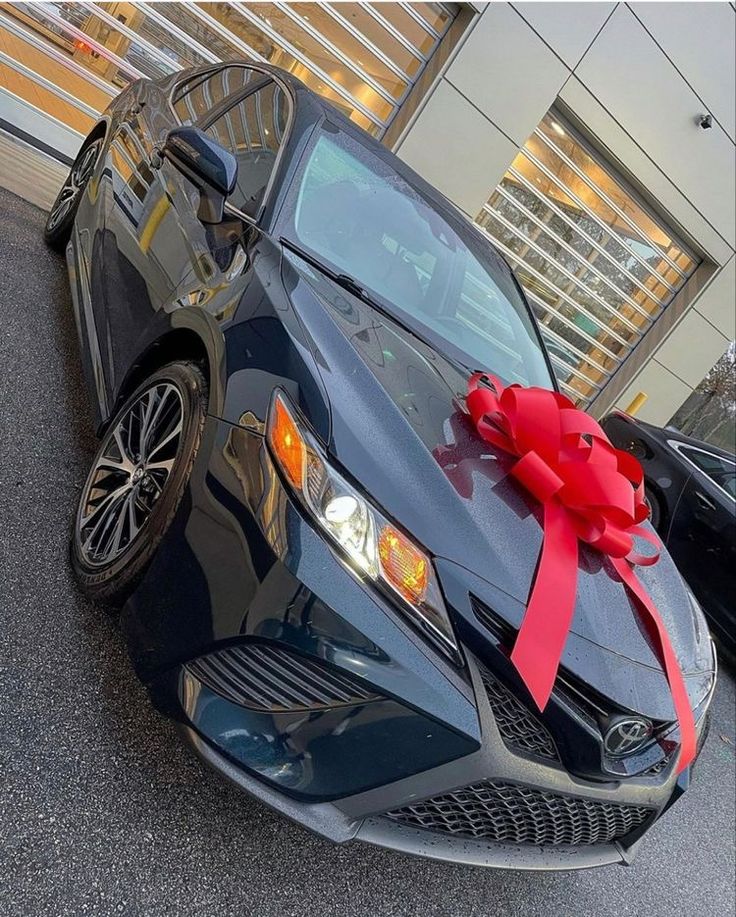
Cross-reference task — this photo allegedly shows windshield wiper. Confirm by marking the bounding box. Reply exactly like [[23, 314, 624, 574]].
[[279, 237, 473, 378], [280, 238, 381, 309]]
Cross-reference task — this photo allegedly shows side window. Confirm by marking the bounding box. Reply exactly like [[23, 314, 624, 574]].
[[681, 447, 736, 496], [204, 81, 288, 218], [173, 66, 257, 124]]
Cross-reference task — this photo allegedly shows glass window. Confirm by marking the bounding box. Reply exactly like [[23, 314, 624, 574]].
[[679, 448, 736, 498], [718, 471, 736, 499], [173, 65, 259, 124], [286, 129, 553, 389], [205, 81, 287, 217], [476, 109, 700, 405], [680, 448, 731, 475]]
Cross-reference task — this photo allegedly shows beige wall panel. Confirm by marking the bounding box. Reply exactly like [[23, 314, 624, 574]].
[[576, 5, 736, 249], [694, 255, 736, 340], [396, 79, 518, 216], [654, 309, 731, 388], [444, 3, 568, 145], [512, 2, 615, 69], [629, 1, 736, 142], [613, 360, 693, 425]]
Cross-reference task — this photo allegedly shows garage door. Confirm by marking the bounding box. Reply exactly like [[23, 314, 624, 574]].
[[0, 2, 457, 155], [475, 109, 701, 406]]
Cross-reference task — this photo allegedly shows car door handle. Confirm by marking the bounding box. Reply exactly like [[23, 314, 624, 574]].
[[695, 490, 717, 511]]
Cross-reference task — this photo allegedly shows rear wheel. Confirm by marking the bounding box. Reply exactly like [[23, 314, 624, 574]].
[[644, 485, 662, 532], [70, 362, 208, 604], [44, 135, 104, 252]]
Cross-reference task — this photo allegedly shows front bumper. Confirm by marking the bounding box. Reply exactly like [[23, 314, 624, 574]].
[[124, 417, 713, 870], [180, 728, 643, 870], [179, 686, 698, 871]]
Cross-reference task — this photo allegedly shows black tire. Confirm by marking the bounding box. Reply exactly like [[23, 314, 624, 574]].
[[70, 362, 208, 604], [44, 134, 104, 253], [644, 484, 662, 532]]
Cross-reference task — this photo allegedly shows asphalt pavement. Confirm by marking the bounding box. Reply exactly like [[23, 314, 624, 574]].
[[1, 185, 734, 917]]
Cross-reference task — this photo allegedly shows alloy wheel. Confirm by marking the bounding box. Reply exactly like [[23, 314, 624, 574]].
[[47, 138, 103, 232], [77, 382, 184, 567]]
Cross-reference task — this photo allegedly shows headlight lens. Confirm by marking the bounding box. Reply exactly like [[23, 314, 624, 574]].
[[267, 390, 460, 662]]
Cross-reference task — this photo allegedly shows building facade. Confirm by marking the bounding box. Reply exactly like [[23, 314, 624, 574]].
[[0, 2, 734, 427]]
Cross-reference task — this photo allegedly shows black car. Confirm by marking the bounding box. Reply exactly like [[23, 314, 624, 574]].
[[602, 411, 735, 657], [45, 62, 716, 870]]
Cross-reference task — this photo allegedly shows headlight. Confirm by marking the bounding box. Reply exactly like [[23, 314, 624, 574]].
[[267, 390, 460, 663]]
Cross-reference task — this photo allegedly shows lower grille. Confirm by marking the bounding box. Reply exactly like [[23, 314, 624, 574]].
[[386, 781, 652, 846], [643, 755, 671, 776], [185, 643, 379, 712], [480, 668, 559, 761]]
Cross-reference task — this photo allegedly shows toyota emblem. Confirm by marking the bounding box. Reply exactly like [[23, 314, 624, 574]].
[[604, 718, 653, 756]]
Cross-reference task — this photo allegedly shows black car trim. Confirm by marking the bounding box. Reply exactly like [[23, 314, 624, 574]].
[[167, 63, 297, 227], [667, 439, 736, 503]]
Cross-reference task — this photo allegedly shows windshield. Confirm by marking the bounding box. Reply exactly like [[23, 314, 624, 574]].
[[283, 127, 554, 389]]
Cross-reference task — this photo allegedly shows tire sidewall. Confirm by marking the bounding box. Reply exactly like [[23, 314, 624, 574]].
[[644, 484, 662, 532], [70, 362, 207, 598], [44, 136, 103, 250]]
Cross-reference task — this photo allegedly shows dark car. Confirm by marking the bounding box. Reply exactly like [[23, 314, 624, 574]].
[[602, 411, 735, 657], [45, 62, 716, 870]]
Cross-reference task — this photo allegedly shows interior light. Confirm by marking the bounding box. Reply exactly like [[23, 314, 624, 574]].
[[550, 120, 566, 137]]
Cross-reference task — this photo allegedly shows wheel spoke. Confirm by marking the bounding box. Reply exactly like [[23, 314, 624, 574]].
[[113, 425, 137, 467], [147, 420, 182, 462], [76, 378, 184, 567], [81, 483, 130, 530], [126, 492, 140, 542], [49, 191, 75, 228], [96, 455, 130, 475], [96, 502, 125, 560], [48, 140, 100, 233], [142, 385, 176, 459], [82, 486, 130, 557], [138, 388, 156, 456]]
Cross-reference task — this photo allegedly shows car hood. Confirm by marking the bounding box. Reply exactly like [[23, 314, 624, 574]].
[[282, 254, 714, 715]]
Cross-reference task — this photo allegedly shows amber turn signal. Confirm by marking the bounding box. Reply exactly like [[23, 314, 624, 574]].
[[378, 524, 429, 605], [269, 394, 305, 489]]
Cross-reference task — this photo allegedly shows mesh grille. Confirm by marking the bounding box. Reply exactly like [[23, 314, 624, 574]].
[[186, 643, 379, 712], [481, 668, 559, 761], [386, 781, 652, 846]]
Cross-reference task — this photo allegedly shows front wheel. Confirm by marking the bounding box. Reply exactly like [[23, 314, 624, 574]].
[[70, 362, 208, 604], [44, 135, 104, 252]]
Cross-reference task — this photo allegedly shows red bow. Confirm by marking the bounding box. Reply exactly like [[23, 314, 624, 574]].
[[467, 373, 696, 773]]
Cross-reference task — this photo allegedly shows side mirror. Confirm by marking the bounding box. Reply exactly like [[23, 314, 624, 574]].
[[162, 126, 237, 224]]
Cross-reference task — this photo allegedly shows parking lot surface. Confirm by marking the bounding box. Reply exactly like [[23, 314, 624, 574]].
[[1, 186, 734, 917]]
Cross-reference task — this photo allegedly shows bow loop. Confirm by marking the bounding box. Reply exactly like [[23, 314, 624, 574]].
[[466, 373, 695, 774], [511, 451, 565, 503]]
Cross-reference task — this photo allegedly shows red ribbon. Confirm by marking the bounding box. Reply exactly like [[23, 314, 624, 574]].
[[466, 373, 696, 773]]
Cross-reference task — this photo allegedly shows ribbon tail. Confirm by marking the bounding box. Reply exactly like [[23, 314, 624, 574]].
[[612, 557, 697, 773], [511, 501, 578, 712]]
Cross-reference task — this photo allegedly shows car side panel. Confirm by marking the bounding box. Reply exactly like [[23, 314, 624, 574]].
[[667, 472, 736, 650], [99, 80, 206, 401], [600, 413, 689, 538]]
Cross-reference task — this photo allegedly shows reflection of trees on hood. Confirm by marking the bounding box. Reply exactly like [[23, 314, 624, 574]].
[[669, 341, 736, 452]]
